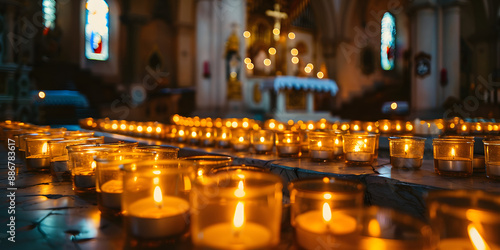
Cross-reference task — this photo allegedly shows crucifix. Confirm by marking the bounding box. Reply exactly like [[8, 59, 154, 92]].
[[266, 3, 287, 41]]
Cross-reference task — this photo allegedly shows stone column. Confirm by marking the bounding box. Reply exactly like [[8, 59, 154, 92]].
[[441, 2, 462, 103], [410, 2, 438, 112]]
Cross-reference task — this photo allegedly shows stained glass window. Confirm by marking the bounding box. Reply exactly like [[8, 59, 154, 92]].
[[85, 0, 109, 61], [381, 12, 395, 71], [42, 0, 56, 35]]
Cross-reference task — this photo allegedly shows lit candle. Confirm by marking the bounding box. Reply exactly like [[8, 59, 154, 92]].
[[310, 141, 333, 162], [276, 132, 301, 157], [127, 185, 190, 239], [98, 179, 123, 210], [345, 144, 372, 162], [26, 141, 51, 170], [333, 138, 343, 156], [438, 224, 500, 250], [295, 202, 357, 249], [435, 147, 472, 174], [232, 136, 250, 151], [73, 161, 96, 190], [217, 132, 230, 148], [389, 137, 425, 169], [253, 136, 273, 153]]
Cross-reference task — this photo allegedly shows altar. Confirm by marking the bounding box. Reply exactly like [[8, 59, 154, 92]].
[[245, 76, 339, 122]]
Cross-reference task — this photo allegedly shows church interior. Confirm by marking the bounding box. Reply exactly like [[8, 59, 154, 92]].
[[1, 0, 500, 249]]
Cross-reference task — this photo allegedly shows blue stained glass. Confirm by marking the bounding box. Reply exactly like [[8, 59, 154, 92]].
[[85, 0, 109, 61], [381, 12, 395, 71]]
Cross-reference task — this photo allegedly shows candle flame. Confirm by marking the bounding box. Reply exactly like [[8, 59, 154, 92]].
[[334, 138, 340, 145], [233, 202, 245, 228], [317, 141, 322, 147], [368, 219, 381, 237], [197, 169, 204, 176], [154, 186, 163, 207], [184, 176, 192, 191], [234, 180, 246, 197], [354, 145, 361, 152], [42, 142, 48, 155], [451, 148, 456, 158], [286, 138, 291, 143], [91, 161, 96, 170], [260, 137, 265, 143], [179, 130, 185, 136], [238, 137, 244, 142], [206, 132, 211, 138], [222, 133, 227, 139], [191, 131, 197, 137], [468, 224, 491, 250], [322, 202, 332, 222], [367, 125, 373, 131], [404, 144, 409, 155], [383, 125, 389, 131]]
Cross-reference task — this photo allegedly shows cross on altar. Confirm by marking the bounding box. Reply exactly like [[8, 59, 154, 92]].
[[266, 3, 287, 41]]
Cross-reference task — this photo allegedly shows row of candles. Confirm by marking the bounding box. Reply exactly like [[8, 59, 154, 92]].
[[80, 118, 500, 179], [2, 120, 500, 249], [81, 116, 500, 136]]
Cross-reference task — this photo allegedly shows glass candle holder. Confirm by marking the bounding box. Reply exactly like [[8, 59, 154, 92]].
[[347, 207, 434, 250], [289, 177, 365, 250], [433, 138, 474, 177], [343, 134, 377, 165], [251, 130, 274, 154], [308, 131, 336, 162], [133, 145, 179, 160], [389, 137, 426, 169], [100, 142, 139, 153], [121, 159, 195, 239], [188, 127, 201, 145], [276, 131, 301, 157], [216, 127, 232, 148], [200, 127, 216, 147], [48, 138, 90, 178], [94, 152, 155, 215], [231, 129, 251, 152], [210, 165, 268, 174], [181, 155, 232, 178], [379, 119, 392, 134], [300, 131, 309, 153], [25, 137, 55, 170], [163, 125, 177, 142], [427, 190, 500, 249], [191, 170, 282, 249], [67, 145, 118, 193], [176, 126, 187, 143], [484, 139, 500, 179]]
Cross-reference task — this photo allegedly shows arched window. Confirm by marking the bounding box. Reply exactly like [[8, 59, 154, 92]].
[[380, 12, 395, 71], [42, 0, 56, 35], [85, 0, 109, 61]]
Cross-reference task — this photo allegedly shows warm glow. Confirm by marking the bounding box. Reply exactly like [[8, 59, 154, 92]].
[[191, 131, 197, 138], [477, 125, 482, 131], [367, 125, 373, 131], [129, 124, 135, 131], [322, 202, 332, 223], [137, 126, 143, 132], [242, 121, 249, 128], [197, 169, 203, 176], [111, 123, 118, 130], [91, 161, 96, 170], [268, 47, 276, 55], [334, 138, 340, 145], [406, 124, 413, 131], [353, 125, 360, 131], [184, 176, 191, 191], [291, 56, 299, 64], [272, 28, 280, 35], [264, 58, 271, 66], [286, 138, 291, 143], [243, 31, 251, 38], [323, 193, 332, 199], [462, 124, 468, 131], [153, 176, 159, 185], [450, 123, 456, 129], [222, 133, 227, 139], [156, 126, 161, 133], [278, 124, 284, 130], [206, 132, 211, 138], [291, 48, 298, 56], [238, 137, 244, 142], [304, 66, 312, 73], [404, 144, 409, 155], [317, 71, 324, 79], [306, 63, 314, 70], [154, 186, 163, 207], [42, 142, 48, 155], [383, 125, 389, 131], [179, 130, 185, 136], [354, 145, 361, 152], [232, 121, 238, 128], [341, 124, 348, 131], [260, 137, 265, 143], [288, 32, 295, 39], [120, 124, 126, 130], [234, 180, 245, 198], [269, 122, 276, 129], [147, 126, 153, 133], [308, 124, 314, 130], [368, 219, 381, 237], [468, 224, 491, 250], [396, 124, 401, 131], [247, 63, 254, 70], [38, 91, 46, 99], [451, 147, 456, 158], [244, 57, 251, 64], [233, 202, 245, 228], [390, 102, 398, 110]]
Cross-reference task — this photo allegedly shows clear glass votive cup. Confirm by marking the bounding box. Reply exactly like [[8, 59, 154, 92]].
[[133, 145, 179, 160], [231, 129, 251, 152], [25, 137, 54, 171], [276, 131, 301, 157], [180, 155, 232, 177], [94, 152, 155, 215], [120, 159, 195, 239], [200, 127, 216, 147], [289, 177, 365, 250], [191, 170, 283, 249], [433, 138, 474, 177], [216, 127, 232, 148], [343, 134, 377, 165], [251, 130, 274, 154], [389, 137, 426, 169], [426, 190, 500, 249], [308, 131, 339, 162], [483, 139, 500, 179]]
